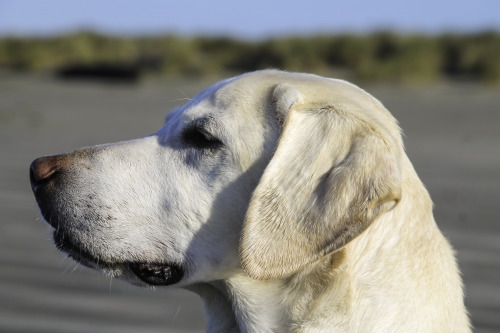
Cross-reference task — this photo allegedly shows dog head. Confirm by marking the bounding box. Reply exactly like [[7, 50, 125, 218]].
[[30, 70, 402, 286]]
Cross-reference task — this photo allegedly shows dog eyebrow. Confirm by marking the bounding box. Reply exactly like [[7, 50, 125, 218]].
[[189, 116, 219, 133], [181, 115, 225, 148]]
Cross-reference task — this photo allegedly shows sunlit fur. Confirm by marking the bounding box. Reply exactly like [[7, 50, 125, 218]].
[[39, 70, 470, 332]]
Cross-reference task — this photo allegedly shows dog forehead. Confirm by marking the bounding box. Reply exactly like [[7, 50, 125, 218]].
[[180, 73, 274, 125]]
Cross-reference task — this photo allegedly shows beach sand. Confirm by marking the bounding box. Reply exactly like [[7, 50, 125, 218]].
[[1, 73, 498, 332]]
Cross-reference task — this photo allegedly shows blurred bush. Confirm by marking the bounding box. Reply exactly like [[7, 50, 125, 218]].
[[1, 31, 499, 83]]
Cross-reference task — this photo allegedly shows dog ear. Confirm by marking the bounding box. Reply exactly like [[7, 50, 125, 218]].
[[240, 83, 401, 280]]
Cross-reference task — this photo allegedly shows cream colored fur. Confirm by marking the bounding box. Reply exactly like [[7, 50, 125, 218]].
[[36, 70, 470, 332]]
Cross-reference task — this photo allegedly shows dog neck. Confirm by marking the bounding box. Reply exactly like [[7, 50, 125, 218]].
[[189, 250, 349, 333]]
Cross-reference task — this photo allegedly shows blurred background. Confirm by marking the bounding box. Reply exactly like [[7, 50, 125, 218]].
[[1, 0, 499, 332]]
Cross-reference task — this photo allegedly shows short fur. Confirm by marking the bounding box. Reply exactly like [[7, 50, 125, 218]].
[[31, 70, 470, 332]]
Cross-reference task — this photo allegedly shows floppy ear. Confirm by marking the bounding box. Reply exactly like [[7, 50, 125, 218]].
[[240, 83, 401, 280]]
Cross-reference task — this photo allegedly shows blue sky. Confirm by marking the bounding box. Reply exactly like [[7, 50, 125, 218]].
[[1, 0, 499, 38]]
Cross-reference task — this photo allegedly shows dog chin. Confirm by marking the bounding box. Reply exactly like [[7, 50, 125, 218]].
[[53, 230, 184, 286]]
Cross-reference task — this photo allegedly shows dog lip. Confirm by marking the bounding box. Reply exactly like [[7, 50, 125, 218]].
[[54, 231, 184, 286], [129, 262, 184, 286], [53, 230, 101, 268]]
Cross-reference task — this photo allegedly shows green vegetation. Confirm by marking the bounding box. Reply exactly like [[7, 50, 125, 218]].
[[1, 31, 500, 83]]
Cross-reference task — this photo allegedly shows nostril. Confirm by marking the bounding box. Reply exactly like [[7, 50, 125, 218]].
[[30, 155, 64, 185]]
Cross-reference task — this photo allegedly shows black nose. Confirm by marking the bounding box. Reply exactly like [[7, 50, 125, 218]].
[[30, 155, 66, 191]]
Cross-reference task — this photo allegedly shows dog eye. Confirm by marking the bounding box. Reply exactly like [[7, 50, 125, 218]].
[[182, 126, 222, 149]]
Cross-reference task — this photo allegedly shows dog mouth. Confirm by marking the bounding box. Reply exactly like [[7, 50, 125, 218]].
[[53, 231, 184, 286]]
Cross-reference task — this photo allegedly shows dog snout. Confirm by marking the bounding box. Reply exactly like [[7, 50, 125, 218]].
[[30, 154, 67, 190]]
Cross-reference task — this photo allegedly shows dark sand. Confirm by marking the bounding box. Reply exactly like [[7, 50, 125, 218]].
[[1, 73, 499, 332]]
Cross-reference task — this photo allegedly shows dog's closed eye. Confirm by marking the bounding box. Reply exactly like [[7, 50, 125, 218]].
[[182, 125, 222, 150]]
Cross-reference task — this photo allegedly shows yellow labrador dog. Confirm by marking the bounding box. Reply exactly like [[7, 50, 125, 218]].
[[30, 70, 470, 332]]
